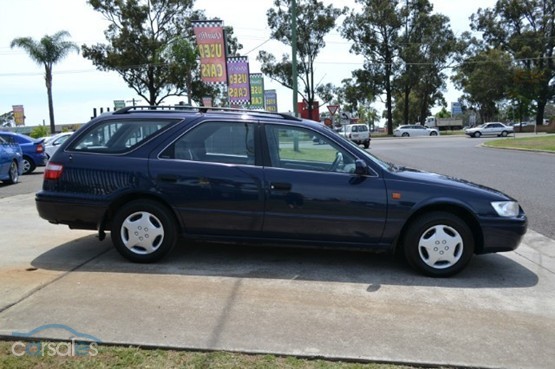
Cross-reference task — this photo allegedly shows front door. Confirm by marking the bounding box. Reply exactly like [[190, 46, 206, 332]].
[[262, 124, 387, 245]]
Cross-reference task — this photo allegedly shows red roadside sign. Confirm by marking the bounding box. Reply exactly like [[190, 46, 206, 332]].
[[327, 105, 339, 115]]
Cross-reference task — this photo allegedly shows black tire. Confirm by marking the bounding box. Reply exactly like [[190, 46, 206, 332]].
[[501, 131, 508, 137], [22, 156, 35, 174], [473, 132, 481, 138], [402, 132, 409, 137], [403, 211, 474, 277], [6, 160, 19, 184], [430, 131, 438, 136], [111, 200, 177, 263], [363, 140, 370, 149]]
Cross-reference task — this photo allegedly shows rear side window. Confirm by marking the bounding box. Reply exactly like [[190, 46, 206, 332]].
[[161, 121, 256, 165], [70, 119, 177, 153], [0, 134, 16, 144]]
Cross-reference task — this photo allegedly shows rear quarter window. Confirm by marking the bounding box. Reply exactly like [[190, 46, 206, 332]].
[[69, 119, 178, 154]]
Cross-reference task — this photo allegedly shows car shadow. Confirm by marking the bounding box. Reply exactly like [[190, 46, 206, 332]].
[[31, 234, 539, 289]]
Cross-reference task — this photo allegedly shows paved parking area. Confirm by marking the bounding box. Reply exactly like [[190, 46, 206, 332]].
[[1, 193, 554, 368]]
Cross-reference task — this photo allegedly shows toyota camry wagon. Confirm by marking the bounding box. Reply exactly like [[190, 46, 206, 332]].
[[36, 106, 527, 277]]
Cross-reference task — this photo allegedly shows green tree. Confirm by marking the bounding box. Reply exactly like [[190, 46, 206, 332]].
[[10, 31, 79, 133], [393, 1, 459, 125], [470, 0, 555, 125], [342, 0, 403, 135], [257, 0, 345, 120], [82, 0, 241, 106], [452, 48, 513, 122]]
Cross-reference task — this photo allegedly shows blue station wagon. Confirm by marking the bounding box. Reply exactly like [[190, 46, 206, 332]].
[[36, 107, 527, 277]]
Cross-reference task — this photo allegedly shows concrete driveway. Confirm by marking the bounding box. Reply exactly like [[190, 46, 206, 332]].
[[1, 193, 554, 368]]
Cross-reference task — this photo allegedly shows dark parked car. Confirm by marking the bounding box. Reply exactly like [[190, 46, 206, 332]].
[[0, 131, 46, 174], [0, 136, 23, 184], [36, 107, 527, 277]]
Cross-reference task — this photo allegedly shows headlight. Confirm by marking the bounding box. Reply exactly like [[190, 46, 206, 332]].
[[491, 201, 520, 217]]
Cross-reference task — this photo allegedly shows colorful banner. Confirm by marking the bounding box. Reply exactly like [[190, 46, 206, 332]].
[[227, 56, 251, 105], [192, 20, 227, 85], [264, 90, 278, 113], [12, 105, 25, 126], [249, 73, 265, 109]]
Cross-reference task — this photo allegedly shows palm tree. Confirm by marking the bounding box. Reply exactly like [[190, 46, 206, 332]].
[[11, 31, 79, 134]]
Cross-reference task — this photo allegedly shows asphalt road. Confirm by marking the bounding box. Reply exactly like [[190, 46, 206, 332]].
[[370, 134, 555, 240]]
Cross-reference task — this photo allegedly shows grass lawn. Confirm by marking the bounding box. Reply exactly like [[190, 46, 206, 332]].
[[483, 134, 555, 152], [0, 341, 447, 369]]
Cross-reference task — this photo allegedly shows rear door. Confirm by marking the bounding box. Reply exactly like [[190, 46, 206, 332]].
[[261, 124, 387, 244], [151, 120, 265, 237]]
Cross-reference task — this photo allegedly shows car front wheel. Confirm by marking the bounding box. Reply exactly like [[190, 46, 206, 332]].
[[501, 131, 508, 137], [402, 132, 409, 137], [403, 212, 474, 277], [111, 200, 177, 263], [473, 132, 481, 138], [430, 131, 438, 136]]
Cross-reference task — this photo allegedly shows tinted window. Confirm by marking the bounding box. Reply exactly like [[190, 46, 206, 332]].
[[0, 134, 16, 144], [70, 119, 176, 153], [265, 125, 356, 173], [161, 121, 255, 165]]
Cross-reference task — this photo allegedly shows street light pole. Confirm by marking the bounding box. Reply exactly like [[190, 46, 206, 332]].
[[291, 0, 299, 117]]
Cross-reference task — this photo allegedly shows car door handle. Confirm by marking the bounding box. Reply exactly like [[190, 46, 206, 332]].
[[270, 182, 292, 191], [158, 174, 178, 183]]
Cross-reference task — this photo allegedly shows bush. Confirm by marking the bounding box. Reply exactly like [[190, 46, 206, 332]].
[[29, 125, 49, 138]]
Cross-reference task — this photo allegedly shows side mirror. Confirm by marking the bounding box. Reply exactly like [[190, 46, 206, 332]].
[[354, 159, 368, 175]]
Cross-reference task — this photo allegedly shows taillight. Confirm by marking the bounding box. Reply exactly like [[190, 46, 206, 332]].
[[44, 162, 63, 180], [36, 143, 44, 153]]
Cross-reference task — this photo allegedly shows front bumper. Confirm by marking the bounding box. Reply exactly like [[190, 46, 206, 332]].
[[477, 215, 528, 254]]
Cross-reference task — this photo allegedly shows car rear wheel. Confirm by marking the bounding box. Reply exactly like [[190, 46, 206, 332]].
[[22, 156, 35, 174], [7, 161, 19, 184], [402, 132, 409, 137], [473, 132, 481, 138], [111, 200, 177, 263], [363, 140, 370, 149], [403, 212, 474, 277]]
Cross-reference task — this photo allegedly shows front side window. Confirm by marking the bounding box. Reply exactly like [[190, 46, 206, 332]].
[[70, 119, 177, 153], [161, 121, 256, 165], [265, 125, 356, 173]]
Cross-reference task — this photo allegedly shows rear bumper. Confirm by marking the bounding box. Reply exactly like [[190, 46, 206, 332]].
[[35, 192, 106, 230], [477, 216, 528, 254]]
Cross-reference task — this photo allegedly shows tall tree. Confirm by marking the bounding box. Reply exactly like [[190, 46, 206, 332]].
[[82, 0, 241, 106], [10, 31, 79, 133], [470, 0, 555, 125], [452, 48, 513, 122], [257, 0, 345, 120], [342, 0, 403, 135]]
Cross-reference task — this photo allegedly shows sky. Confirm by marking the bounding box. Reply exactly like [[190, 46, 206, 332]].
[[0, 0, 497, 127]]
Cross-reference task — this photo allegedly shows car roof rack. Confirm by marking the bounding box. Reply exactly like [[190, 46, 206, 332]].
[[113, 105, 302, 121]]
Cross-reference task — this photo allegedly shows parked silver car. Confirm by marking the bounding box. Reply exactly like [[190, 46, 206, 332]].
[[465, 122, 513, 138], [44, 132, 73, 160], [393, 125, 439, 137]]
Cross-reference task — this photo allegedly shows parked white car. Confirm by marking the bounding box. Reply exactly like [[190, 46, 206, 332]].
[[465, 122, 513, 138], [44, 132, 73, 160], [393, 125, 439, 137]]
